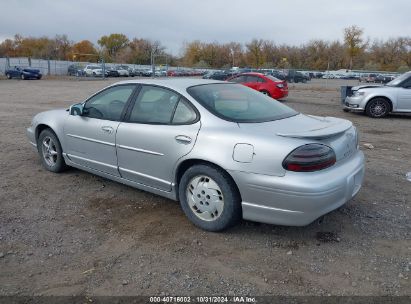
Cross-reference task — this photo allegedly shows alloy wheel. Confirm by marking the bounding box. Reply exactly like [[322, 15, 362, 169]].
[[370, 100, 387, 117], [41, 136, 58, 167]]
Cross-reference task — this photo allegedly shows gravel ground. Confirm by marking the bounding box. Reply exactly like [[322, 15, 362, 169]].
[[0, 78, 410, 296]]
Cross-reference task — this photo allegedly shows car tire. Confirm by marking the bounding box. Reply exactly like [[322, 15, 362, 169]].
[[37, 129, 67, 173], [179, 164, 242, 232], [365, 98, 390, 118], [260, 90, 271, 97], [21, 74, 25, 80], [37, 75, 42, 80], [6, 73, 11, 79]]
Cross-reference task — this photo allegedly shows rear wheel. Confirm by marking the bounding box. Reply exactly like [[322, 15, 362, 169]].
[[6, 73, 11, 79], [179, 164, 241, 231], [365, 98, 390, 118], [38, 129, 67, 173], [21, 74, 25, 80]]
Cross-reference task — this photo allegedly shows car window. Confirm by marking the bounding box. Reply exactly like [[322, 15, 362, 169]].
[[256, 76, 266, 83], [230, 75, 247, 83], [129, 86, 180, 124], [386, 72, 411, 87], [83, 85, 135, 121], [187, 83, 298, 123], [401, 78, 411, 88], [266, 75, 281, 82], [172, 98, 197, 124], [245, 76, 260, 83]]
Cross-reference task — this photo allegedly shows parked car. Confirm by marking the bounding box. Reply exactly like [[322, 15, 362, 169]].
[[5, 66, 42, 80], [375, 74, 396, 84], [322, 73, 335, 79], [67, 64, 85, 76], [264, 70, 286, 81], [344, 71, 411, 117], [114, 66, 129, 77], [227, 72, 288, 99], [118, 65, 135, 77], [26, 79, 364, 231], [359, 73, 377, 83], [203, 71, 235, 81], [83, 65, 106, 77], [106, 67, 120, 77], [141, 69, 153, 77], [286, 70, 309, 83]]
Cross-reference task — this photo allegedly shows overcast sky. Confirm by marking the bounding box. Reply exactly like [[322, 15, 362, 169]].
[[0, 0, 410, 55]]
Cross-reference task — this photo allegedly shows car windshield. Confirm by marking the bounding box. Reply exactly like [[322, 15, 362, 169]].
[[90, 66, 101, 70], [187, 83, 298, 123], [386, 72, 410, 87]]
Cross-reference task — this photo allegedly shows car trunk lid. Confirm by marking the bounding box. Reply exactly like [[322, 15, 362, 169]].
[[239, 114, 357, 162]]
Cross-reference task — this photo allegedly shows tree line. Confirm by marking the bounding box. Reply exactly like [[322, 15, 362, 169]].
[[0, 26, 410, 72]]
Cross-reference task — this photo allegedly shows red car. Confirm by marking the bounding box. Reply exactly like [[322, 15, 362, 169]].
[[227, 72, 288, 99]]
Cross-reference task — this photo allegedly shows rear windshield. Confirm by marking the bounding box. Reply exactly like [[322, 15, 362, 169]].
[[187, 83, 297, 123], [266, 75, 282, 82]]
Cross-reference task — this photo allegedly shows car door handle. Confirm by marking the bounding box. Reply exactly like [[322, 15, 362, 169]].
[[175, 135, 192, 144], [101, 126, 114, 134]]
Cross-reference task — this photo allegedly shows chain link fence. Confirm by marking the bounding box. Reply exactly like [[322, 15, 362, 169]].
[[0, 57, 211, 78]]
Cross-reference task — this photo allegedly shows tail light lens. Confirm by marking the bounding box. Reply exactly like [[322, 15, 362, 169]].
[[283, 144, 336, 172]]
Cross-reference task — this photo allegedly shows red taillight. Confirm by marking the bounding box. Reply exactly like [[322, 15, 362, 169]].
[[276, 81, 287, 89], [283, 144, 336, 172]]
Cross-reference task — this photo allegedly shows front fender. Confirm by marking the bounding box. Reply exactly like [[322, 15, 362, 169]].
[[32, 109, 69, 150], [362, 91, 397, 110]]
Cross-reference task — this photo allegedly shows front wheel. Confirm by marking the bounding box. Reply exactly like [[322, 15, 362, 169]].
[[38, 129, 67, 173], [179, 164, 241, 232], [6, 73, 11, 79], [20, 73, 25, 80], [365, 98, 390, 118]]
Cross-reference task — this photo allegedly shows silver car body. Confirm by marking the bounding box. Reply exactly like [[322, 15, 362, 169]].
[[27, 79, 365, 226], [344, 71, 411, 113]]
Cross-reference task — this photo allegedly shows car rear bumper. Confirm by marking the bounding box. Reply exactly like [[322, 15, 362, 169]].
[[228, 150, 365, 226], [274, 89, 288, 99]]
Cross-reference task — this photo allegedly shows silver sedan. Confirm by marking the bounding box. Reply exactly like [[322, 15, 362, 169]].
[[27, 79, 365, 231]]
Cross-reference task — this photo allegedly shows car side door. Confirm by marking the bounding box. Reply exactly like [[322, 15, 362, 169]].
[[116, 85, 201, 191], [397, 78, 411, 111], [64, 84, 137, 176], [12, 67, 20, 78]]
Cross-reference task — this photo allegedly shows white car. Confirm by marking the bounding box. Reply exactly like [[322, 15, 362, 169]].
[[115, 66, 129, 77], [83, 65, 104, 77]]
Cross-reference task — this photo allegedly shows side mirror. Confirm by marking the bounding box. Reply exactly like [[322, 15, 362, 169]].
[[70, 103, 84, 116]]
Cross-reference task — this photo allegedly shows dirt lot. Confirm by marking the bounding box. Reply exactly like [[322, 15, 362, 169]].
[[0, 78, 410, 296]]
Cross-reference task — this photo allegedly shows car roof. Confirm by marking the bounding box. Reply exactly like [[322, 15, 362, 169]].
[[237, 72, 265, 77], [114, 78, 225, 91]]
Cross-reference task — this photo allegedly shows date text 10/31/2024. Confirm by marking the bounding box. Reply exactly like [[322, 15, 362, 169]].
[[149, 296, 257, 303]]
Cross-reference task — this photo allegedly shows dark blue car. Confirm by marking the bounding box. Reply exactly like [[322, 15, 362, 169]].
[[5, 66, 42, 80]]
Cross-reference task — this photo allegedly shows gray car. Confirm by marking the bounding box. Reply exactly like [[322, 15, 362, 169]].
[[344, 71, 411, 118], [27, 79, 365, 231]]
